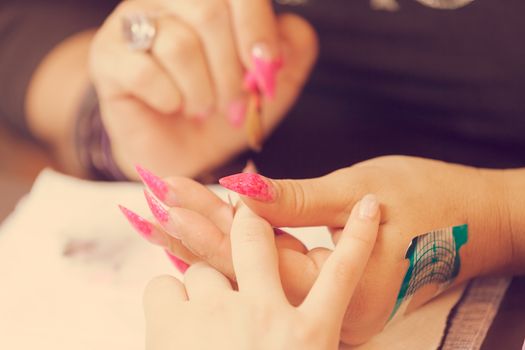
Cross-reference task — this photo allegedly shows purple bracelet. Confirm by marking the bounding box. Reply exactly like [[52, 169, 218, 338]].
[[75, 87, 128, 181]]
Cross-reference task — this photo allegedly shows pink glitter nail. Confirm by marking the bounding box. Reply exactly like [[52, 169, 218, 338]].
[[136, 165, 169, 201], [273, 228, 287, 236], [165, 250, 189, 274], [219, 173, 275, 202], [119, 205, 153, 239], [228, 100, 248, 128], [144, 190, 169, 223], [251, 44, 282, 99]]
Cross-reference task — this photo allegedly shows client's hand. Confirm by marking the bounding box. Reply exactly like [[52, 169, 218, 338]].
[[143, 201, 379, 350], [128, 156, 513, 345], [90, 0, 317, 178]]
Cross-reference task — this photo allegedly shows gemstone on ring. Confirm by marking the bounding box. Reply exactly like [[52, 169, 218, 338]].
[[122, 13, 157, 52]]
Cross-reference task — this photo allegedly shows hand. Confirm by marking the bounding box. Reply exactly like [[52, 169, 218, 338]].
[[89, 0, 318, 178], [143, 199, 380, 350], [129, 156, 513, 345]]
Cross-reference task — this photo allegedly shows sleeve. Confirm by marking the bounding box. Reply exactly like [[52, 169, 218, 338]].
[[0, 0, 119, 138]]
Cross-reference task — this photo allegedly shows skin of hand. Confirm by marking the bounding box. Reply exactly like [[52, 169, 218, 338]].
[[143, 199, 380, 350], [136, 155, 518, 345], [89, 0, 318, 178]]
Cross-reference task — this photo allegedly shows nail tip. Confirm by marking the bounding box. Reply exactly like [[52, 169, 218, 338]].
[[136, 166, 168, 201], [144, 190, 169, 223], [118, 204, 153, 238], [218, 173, 273, 201], [164, 250, 189, 274]]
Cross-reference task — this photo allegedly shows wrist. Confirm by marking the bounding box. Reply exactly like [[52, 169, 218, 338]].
[[461, 167, 514, 279], [501, 169, 525, 273]]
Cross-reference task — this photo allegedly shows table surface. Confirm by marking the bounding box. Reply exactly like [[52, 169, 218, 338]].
[[0, 126, 523, 349]]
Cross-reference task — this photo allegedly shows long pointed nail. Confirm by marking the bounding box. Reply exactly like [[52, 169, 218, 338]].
[[358, 194, 379, 220], [219, 173, 275, 202], [136, 165, 178, 206], [251, 43, 282, 99], [228, 99, 248, 128], [243, 71, 259, 93], [144, 190, 169, 223], [144, 191, 181, 239], [165, 250, 189, 274], [118, 205, 166, 245]]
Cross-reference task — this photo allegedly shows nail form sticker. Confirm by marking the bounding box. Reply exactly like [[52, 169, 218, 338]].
[[389, 224, 468, 321]]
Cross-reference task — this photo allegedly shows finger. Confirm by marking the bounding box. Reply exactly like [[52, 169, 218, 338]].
[[219, 170, 360, 228], [164, 177, 233, 234], [277, 247, 329, 305], [100, 49, 182, 115], [135, 166, 233, 233], [92, 1, 183, 115], [152, 16, 215, 118], [274, 229, 308, 253], [231, 205, 284, 300], [156, 0, 245, 114], [301, 194, 380, 323], [184, 262, 233, 300], [118, 205, 198, 264], [229, 0, 280, 98], [165, 206, 235, 279], [143, 275, 187, 323]]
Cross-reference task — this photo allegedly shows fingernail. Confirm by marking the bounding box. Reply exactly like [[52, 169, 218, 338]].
[[243, 71, 259, 93], [144, 190, 169, 223], [273, 228, 287, 236], [136, 165, 168, 200], [251, 43, 282, 99], [228, 99, 248, 128], [118, 205, 166, 245], [136, 165, 178, 206], [164, 250, 189, 274], [144, 190, 181, 239], [219, 173, 275, 202], [359, 194, 379, 220]]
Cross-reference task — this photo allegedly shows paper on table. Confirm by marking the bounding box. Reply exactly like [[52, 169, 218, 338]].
[[0, 169, 465, 349]]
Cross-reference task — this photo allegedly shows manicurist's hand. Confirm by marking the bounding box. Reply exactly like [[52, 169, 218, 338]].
[[89, 0, 317, 178], [143, 200, 380, 350], [128, 156, 515, 345]]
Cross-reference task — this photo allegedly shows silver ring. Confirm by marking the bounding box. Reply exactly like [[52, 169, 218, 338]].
[[122, 13, 157, 52]]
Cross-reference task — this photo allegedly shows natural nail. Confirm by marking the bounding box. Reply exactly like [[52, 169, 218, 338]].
[[219, 173, 275, 202], [118, 205, 166, 245], [359, 194, 379, 220], [165, 250, 189, 274]]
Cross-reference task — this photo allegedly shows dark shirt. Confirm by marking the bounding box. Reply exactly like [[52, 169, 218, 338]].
[[1, 0, 524, 177]]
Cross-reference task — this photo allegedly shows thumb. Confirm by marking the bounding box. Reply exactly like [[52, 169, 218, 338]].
[[219, 171, 360, 228]]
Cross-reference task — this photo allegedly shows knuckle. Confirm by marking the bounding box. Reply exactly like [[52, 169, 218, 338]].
[[126, 59, 153, 87], [192, 0, 228, 25], [156, 25, 200, 59], [281, 180, 309, 218]]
